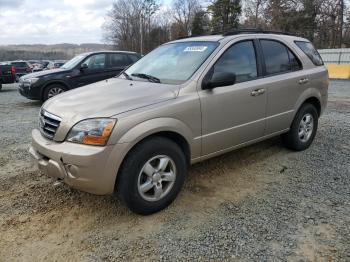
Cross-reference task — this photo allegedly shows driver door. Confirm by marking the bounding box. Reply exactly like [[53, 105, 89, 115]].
[[198, 39, 268, 155], [72, 53, 107, 88]]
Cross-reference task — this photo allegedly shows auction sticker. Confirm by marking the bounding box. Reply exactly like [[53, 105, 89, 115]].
[[184, 46, 208, 52]]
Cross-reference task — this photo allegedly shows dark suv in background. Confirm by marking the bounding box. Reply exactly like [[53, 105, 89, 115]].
[[19, 51, 141, 101], [0, 63, 16, 90], [10, 61, 33, 80]]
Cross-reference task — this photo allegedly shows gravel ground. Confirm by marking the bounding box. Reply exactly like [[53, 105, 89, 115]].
[[0, 81, 349, 261]]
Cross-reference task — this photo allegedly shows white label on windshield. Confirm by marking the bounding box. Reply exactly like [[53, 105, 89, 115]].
[[184, 46, 208, 52]]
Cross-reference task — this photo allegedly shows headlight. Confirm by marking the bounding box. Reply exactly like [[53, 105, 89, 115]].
[[66, 118, 116, 146], [24, 77, 39, 85]]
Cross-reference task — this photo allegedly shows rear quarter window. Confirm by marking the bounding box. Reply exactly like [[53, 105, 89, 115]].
[[295, 41, 324, 66]]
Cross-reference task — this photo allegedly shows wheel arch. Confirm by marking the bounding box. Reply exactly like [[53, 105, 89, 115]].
[[41, 81, 70, 100], [294, 88, 322, 119], [109, 118, 195, 191], [302, 97, 321, 117], [132, 130, 191, 167]]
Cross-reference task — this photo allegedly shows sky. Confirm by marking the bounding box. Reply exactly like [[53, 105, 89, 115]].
[[0, 0, 135, 45]]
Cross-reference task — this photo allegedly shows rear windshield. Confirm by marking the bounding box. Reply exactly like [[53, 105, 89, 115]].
[[295, 41, 323, 66], [12, 62, 27, 67]]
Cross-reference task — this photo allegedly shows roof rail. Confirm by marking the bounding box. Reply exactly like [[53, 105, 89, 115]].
[[176, 35, 200, 40], [222, 28, 294, 36]]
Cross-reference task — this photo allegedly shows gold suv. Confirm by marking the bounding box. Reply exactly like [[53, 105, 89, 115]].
[[30, 31, 328, 214]]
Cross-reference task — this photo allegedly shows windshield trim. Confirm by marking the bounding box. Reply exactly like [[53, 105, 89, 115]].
[[61, 54, 87, 70]]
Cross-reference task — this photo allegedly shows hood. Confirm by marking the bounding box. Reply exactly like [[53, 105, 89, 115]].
[[43, 78, 179, 123], [21, 68, 67, 79]]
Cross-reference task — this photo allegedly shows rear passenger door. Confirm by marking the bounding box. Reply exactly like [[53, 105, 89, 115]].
[[105, 53, 132, 78], [258, 38, 306, 135]]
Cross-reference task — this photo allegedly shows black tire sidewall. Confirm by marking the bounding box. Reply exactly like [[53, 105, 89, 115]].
[[117, 137, 187, 215], [289, 104, 318, 150]]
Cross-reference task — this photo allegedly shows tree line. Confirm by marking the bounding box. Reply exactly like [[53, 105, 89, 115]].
[[0, 50, 69, 61], [103, 0, 350, 54]]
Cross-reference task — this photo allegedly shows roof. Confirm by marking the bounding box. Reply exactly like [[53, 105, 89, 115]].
[[80, 50, 140, 56]]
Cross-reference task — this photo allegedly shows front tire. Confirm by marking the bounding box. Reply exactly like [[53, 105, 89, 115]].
[[282, 103, 318, 151], [43, 84, 66, 101], [116, 137, 187, 215]]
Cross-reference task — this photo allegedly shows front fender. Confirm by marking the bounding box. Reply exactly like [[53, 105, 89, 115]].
[[117, 117, 193, 145]]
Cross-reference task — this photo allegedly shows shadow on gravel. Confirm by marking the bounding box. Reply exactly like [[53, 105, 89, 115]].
[[190, 136, 284, 172], [15, 101, 42, 107], [0, 89, 18, 93]]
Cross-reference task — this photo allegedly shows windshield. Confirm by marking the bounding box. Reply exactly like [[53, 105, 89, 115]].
[[61, 54, 86, 69], [124, 41, 219, 84]]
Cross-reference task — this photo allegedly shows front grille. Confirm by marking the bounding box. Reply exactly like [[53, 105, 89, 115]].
[[39, 110, 61, 140]]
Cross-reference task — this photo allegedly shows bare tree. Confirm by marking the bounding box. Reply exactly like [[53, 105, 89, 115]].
[[172, 0, 201, 36], [244, 0, 267, 28], [103, 0, 159, 53], [103, 0, 350, 52]]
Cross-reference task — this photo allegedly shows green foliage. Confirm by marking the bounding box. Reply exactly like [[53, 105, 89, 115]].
[[191, 11, 210, 36], [208, 0, 242, 32]]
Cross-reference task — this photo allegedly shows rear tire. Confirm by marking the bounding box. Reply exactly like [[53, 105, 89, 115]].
[[0, 83, 2, 91], [43, 84, 66, 101], [282, 103, 318, 151], [116, 137, 187, 215]]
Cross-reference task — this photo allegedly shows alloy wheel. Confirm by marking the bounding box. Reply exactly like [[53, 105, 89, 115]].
[[47, 87, 64, 98], [137, 155, 176, 202], [298, 113, 314, 143]]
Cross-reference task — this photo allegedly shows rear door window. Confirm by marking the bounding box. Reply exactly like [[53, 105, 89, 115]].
[[108, 53, 130, 68], [288, 49, 302, 71], [260, 40, 291, 75], [295, 41, 324, 66]]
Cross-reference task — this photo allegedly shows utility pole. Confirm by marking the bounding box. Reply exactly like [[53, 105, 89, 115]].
[[339, 0, 344, 48], [140, 14, 143, 56]]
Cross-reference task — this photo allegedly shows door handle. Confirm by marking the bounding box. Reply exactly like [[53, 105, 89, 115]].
[[298, 78, 309, 85], [251, 88, 265, 96]]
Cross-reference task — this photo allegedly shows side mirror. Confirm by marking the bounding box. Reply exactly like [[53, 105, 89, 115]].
[[80, 63, 88, 70], [202, 71, 236, 90]]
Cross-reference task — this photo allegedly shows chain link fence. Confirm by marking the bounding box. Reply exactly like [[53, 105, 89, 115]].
[[318, 48, 350, 64]]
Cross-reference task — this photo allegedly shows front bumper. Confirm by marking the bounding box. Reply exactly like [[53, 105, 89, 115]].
[[30, 129, 130, 195], [18, 82, 42, 100]]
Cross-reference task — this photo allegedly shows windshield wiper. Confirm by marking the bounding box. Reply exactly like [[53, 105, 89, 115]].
[[131, 73, 161, 83], [120, 71, 133, 80]]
